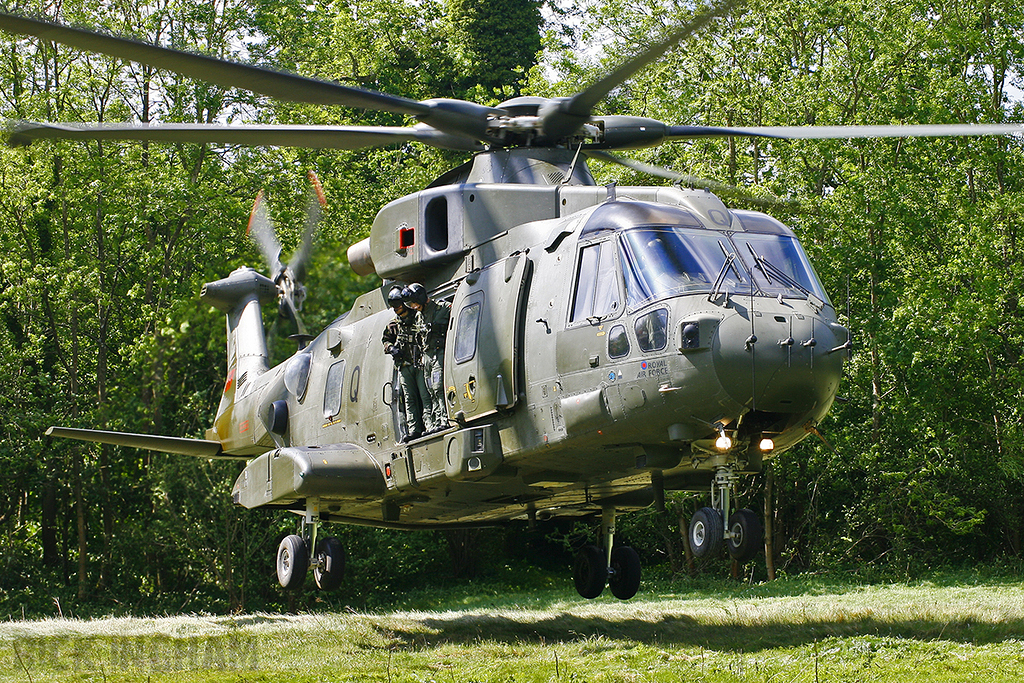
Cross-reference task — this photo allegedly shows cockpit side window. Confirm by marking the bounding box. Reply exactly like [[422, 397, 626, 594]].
[[284, 352, 313, 402], [608, 324, 630, 358], [635, 308, 669, 352], [569, 240, 621, 324]]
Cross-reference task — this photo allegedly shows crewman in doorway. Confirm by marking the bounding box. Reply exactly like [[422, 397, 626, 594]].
[[403, 283, 452, 434], [382, 285, 427, 441]]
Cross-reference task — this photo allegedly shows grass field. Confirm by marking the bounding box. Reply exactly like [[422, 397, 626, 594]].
[[3, 570, 1024, 682]]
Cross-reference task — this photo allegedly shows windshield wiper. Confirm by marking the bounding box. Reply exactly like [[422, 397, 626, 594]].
[[708, 241, 745, 304], [745, 244, 812, 298], [718, 240, 745, 282]]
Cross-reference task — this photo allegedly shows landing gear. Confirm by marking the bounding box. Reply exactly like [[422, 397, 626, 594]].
[[608, 546, 641, 600], [689, 507, 723, 558], [572, 508, 642, 600], [687, 465, 763, 564], [573, 544, 606, 599], [726, 508, 763, 564], [275, 499, 346, 591], [313, 536, 346, 590], [276, 534, 308, 590]]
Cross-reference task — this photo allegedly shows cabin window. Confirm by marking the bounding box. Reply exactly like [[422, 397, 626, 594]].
[[424, 195, 449, 252], [608, 324, 630, 358], [569, 241, 621, 324], [323, 360, 346, 419], [454, 301, 481, 363], [635, 308, 669, 352], [284, 352, 312, 401]]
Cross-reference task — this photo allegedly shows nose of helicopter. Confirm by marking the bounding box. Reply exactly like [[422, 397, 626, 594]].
[[711, 307, 845, 415]]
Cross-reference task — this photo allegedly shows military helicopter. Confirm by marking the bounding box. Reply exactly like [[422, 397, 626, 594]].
[[5, 3, 1023, 600]]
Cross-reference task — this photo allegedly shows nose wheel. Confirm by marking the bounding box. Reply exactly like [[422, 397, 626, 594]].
[[572, 544, 607, 599], [608, 546, 642, 600], [726, 508, 763, 564], [687, 465, 764, 563], [572, 508, 642, 600]]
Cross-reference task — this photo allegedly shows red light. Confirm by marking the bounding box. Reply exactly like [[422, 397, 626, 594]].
[[398, 226, 415, 249]]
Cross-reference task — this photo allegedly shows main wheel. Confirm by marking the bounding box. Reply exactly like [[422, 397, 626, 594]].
[[313, 536, 346, 591], [573, 544, 607, 599], [608, 546, 641, 600], [726, 508, 763, 564], [689, 507, 724, 558], [276, 534, 308, 590]]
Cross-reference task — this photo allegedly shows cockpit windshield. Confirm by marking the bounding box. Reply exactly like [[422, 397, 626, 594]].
[[618, 226, 829, 309], [732, 232, 829, 302], [620, 227, 738, 308]]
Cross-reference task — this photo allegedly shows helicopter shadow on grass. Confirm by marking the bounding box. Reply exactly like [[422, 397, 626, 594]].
[[381, 610, 1024, 653]]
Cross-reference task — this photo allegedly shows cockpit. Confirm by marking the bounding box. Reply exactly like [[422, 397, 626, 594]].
[[576, 201, 829, 311]]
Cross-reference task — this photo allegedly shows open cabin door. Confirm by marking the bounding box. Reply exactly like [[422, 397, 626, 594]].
[[445, 252, 531, 422]]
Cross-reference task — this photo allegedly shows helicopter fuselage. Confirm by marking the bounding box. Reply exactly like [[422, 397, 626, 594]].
[[221, 152, 847, 530]]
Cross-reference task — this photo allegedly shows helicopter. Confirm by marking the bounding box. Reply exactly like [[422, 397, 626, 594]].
[[5, 3, 1024, 600]]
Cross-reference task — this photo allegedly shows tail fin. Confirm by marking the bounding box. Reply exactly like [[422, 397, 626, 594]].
[[201, 267, 278, 442]]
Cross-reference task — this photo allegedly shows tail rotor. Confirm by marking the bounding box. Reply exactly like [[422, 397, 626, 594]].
[[246, 171, 327, 340]]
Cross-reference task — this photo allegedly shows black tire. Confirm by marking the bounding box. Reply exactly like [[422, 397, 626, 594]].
[[608, 546, 641, 600], [313, 536, 346, 591], [690, 507, 724, 558], [573, 544, 607, 599], [276, 534, 308, 590], [727, 508, 763, 564]]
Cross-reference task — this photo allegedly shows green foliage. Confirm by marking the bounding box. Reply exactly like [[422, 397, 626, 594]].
[[445, 0, 543, 96]]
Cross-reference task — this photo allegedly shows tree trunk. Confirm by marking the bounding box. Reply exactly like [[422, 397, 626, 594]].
[[443, 529, 480, 578], [74, 446, 87, 600], [678, 511, 696, 577], [41, 440, 59, 567], [764, 464, 776, 581]]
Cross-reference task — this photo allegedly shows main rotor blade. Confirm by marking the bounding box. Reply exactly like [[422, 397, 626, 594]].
[[541, 0, 739, 139], [0, 13, 502, 141], [0, 12, 431, 116], [666, 123, 1024, 140], [588, 150, 798, 209], [6, 121, 484, 150]]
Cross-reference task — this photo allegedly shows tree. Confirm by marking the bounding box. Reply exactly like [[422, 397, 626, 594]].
[[445, 0, 543, 97]]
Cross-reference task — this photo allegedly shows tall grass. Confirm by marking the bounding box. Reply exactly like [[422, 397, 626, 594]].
[[3, 570, 1024, 681]]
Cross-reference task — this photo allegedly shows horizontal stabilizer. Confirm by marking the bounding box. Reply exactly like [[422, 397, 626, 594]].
[[45, 426, 244, 459]]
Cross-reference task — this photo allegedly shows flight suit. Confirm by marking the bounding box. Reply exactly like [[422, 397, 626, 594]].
[[418, 298, 452, 433], [382, 310, 428, 439]]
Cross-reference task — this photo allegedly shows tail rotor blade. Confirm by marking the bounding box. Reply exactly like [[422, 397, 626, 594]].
[[277, 278, 307, 337], [290, 170, 325, 283], [247, 190, 284, 276]]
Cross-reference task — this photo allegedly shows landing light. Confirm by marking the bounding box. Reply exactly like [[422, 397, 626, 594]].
[[759, 437, 775, 452], [715, 432, 733, 451]]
